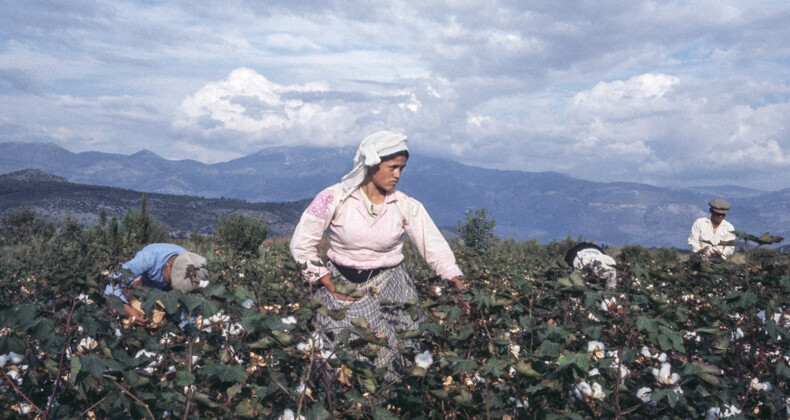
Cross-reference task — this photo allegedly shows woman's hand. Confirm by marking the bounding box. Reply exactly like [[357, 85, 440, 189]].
[[318, 274, 357, 302], [449, 276, 471, 315]]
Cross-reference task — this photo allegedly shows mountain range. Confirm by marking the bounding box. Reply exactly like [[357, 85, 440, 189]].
[[1, 141, 788, 248]]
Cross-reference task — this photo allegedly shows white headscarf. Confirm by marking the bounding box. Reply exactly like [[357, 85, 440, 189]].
[[339, 130, 408, 200]]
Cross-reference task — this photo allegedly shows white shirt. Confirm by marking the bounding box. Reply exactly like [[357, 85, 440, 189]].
[[687, 217, 735, 258], [573, 248, 617, 289]]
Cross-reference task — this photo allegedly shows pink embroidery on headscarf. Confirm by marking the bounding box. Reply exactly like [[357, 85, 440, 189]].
[[306, 188, 334, 219]]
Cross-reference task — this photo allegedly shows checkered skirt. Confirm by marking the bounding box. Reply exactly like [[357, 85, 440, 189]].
[[313, 262, 424, 380]]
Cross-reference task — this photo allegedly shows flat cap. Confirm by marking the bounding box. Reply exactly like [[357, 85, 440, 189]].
[[708, 198, 731, 214]]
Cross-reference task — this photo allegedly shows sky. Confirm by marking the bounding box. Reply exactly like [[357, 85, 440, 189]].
[[1, 1, 790, 190]]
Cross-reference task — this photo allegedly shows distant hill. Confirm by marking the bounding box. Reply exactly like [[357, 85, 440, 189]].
[[0, 169, 308, 238], [1, 142, 788, 248]]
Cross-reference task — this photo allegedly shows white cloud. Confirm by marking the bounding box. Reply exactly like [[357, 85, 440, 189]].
[[2, 0, 790, 188]]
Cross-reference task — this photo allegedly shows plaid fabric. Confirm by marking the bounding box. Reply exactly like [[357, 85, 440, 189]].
[[314, 262, 424, 382]]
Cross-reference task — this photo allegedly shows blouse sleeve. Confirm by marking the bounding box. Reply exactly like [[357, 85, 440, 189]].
[[290, 187, 335, 282], [400, 194, 463, 281]]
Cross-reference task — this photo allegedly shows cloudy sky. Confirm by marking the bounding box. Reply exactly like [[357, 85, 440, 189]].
[[2, 1, 789, 190]]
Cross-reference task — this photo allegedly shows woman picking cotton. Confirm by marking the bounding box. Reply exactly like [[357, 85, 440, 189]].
[[290, 130, 469, 382]]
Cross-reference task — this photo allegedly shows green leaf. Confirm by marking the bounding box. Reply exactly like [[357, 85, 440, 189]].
[[453, 390, 474, 407], [536, 341, 561, 358], [234, 399, 255, 418], [175, 370, 195, 386], [306, 404, 332, 420], [557, 352, 590, 373], [373, 407, 399, 420], [452, 359, 478, 375], [482, 357, 508, 377], [777, 361, 790, 379], [514, 361, 542, 378], [362, 378, 376, 393], [201, 364, 249, 383]]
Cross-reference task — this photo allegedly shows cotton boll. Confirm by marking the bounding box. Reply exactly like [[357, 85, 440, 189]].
[[510, 344, 520, 358], [587, 341, 605, 360], [242, 299, 254, 308], [415, 350, 433, 369]]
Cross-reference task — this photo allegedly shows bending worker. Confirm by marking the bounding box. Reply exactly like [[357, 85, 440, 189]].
[[106, 243, 209, 323]]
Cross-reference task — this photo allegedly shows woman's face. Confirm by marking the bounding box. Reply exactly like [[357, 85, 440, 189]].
[[369, 155, 407, 193]]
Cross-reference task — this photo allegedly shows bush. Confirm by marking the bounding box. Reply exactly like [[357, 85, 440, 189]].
[[120, 194, 168, 246], [458, 208, 498, 254], [0, 208, 55, 244], [618, 244, 653, 267], [214, 213, 268, 256]]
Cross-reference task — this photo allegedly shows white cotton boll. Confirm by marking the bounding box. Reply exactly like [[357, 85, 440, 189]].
[[574, 381, 591, 400], [653, 363, 679, 385], [115, 328, 122, 338], [415, 350, 433, 369], [143, 367, 154, 375], [77, 337, 97, 352], [238, 273, 245, 279], [758, 310, 766, 323], [657, 352, 667, 363], [637, 387, 655, 405], [509, 396, 529, 408], [590, 383, 605, 400], [192, 356, 199, 365], [198, 280, 209, 288], [281, 316, 297, 325], [242, 299, 254, 309], [297, 332, 323, 354], [295, 383, 306, 394], [228, 323, 245, 335], [587, 341, 605, 359], [434, 286, 442, 296], [167, 366, 176, 374], [278, 408, 305, 420], [135, 349, 157, 359], [617, 366, 630, 382], [730, 328, 745, 341], [77, 293, 93, 303], [708, 404, 742, 419], [510, 344, 520, 358], [13, 404, 32, 414], [588, 313, 600, 322], [640, 346, 652, 358], [750, 377, 773, 392], [1, 352, 24, 367], [588, 368, 600, 376]]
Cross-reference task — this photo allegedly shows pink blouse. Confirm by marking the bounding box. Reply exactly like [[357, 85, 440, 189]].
[[290, 184, 463, 283]]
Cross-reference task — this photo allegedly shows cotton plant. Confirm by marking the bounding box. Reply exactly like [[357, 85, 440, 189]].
[[0, 352, 24, 367], [652, 362, 680, 386], [573, 381, 605, 401], [415, 350, 433, 369], [278, 408, 305, 420], [750, 377, 773, 392], [706, 404, 742, 419], [636, 387, 657, 406], [587, 341, 605, 360]]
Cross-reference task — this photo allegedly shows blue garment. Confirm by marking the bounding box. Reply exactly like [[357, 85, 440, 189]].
[[121, 243, 186, 290]]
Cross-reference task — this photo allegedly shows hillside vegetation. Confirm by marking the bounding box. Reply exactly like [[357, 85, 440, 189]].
[[0, 169, 308, 238], [1, 209, 788, 419]]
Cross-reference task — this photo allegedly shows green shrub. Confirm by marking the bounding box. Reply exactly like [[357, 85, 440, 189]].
[[458, 208, 498, 254], [0, 208, 55, 244], [214, 213, 268, 256]]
